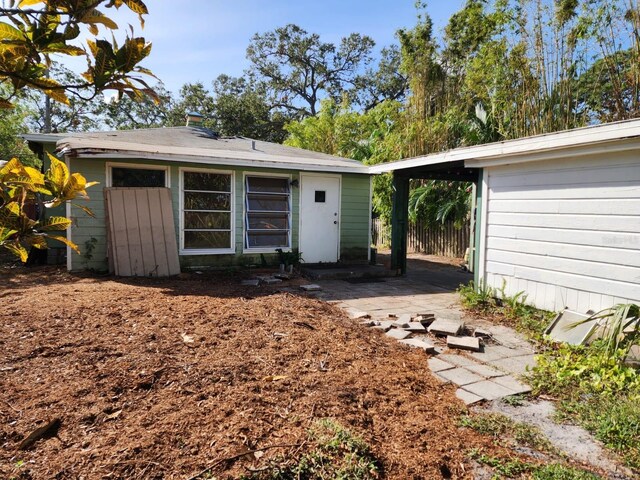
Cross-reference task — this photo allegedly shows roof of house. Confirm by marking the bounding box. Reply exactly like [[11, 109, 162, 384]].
[[23, 127, 369, 174], [24, 118, 640, 177], [369, 117, 640, 174]]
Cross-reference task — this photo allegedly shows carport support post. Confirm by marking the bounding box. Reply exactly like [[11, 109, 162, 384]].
[[391, 174, 409, 275]]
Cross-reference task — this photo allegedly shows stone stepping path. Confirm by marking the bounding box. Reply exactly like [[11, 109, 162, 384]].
[[351, 310, 534, 405]]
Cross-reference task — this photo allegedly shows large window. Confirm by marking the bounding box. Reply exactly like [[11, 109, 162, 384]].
[[245, 176, 291, 249], [181, 170, 233, 252]]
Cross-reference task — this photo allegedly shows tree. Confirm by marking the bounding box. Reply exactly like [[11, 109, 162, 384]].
[[0, 156, 97, 261], [354, 45, 408, 111], [96, 82, 173, 130], [211, 74, 288, 142], [246, 24, 374, 117], [0, 0, 156, 108], [0, 93, 38, 165], [24, 63, 103, 133], [165, 82, 216, 128]]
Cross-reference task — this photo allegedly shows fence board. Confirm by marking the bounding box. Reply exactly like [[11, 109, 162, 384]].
[[372, 218, 469, 258]]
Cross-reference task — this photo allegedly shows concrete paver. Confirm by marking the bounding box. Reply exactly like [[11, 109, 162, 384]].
[[492, 375, 532, 394], [489, 354, 536, 376], [386, 328, 412, 340], [456, 388, 483, 405], [437, 354, 478, 367], [427, 357, 456, 372], [465, 364, 504, 378], [437, 367, 484, 386], [462, 380, 518, 401]]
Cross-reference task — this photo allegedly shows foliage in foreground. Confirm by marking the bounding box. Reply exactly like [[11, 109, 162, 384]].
[[242, 419, 379, 480], [0, 156, 97, 261], [530, 342, 640, 471], [0, 0, 156, 108]]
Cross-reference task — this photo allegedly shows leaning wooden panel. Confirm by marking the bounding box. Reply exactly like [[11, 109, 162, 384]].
[[105, 188, 180, 277]]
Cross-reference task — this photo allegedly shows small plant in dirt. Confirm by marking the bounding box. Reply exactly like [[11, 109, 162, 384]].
[[244, 418, 379, 479], [457, 280, 553, 340], [275, 248, 303, 268]]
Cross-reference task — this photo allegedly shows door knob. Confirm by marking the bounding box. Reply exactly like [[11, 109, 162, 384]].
[[333, 220, 338, 224]]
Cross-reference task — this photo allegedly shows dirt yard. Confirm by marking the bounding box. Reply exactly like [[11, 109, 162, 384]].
[[1, 266, 520, 479]]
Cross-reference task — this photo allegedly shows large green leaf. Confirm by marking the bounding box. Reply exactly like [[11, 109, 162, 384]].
[[38, 216, 72, 231]]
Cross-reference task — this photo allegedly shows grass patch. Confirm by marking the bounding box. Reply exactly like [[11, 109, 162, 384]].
[[457, 280, 553, 340], [470, 452, 601, 479], [460, 412, 555, 453], [530, 342, 640, 470], [242, 418, 380, 479]]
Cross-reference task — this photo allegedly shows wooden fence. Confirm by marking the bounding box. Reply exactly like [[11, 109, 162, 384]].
[[371, 218, 469, 258]]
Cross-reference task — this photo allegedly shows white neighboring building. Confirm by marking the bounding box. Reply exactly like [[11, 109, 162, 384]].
[[372, 119, 640, 312]]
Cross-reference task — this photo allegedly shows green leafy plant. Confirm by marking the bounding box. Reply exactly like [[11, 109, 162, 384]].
[[0, 155, 98, 261], [275, 248, 303, 267], [458, 280, 496, 310], [460, 412, 554, 452]]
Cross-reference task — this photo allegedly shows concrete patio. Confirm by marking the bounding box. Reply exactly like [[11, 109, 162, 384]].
[[308, 253, 536, 404]]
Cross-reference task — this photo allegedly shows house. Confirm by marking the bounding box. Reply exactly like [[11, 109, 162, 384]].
[[25, 126, 372, 273], [372, 119, 640, 313]]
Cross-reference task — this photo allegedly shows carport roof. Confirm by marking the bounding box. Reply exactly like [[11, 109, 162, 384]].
[[369, 118, 640, 177]]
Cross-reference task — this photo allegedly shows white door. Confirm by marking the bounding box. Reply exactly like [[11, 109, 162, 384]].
[[299, 174, 341, 263]]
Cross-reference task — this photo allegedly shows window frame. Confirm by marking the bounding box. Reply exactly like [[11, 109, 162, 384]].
[[243, 172, 292, 254], [179, 167, 235, 255], [106, 162, 170, 188]]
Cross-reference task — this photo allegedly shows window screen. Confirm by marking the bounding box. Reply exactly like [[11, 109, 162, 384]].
[[245, 176, 290, 249], [182, 171, 232, 250], [111, 167, 166, 187]]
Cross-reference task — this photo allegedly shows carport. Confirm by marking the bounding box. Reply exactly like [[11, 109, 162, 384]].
[[369, 156, 481, 279]]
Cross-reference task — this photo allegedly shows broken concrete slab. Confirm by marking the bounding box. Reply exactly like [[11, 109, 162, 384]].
[[473, 327, 492, 338], [386, 328, 412, 340], [461, 380, 517, 401], [241, 279, 260, 286], [427, 357, 456, 373], [300, 284, 322, 291], [273, 273, 292, 280], [372, 320, 395, 331], [348, 309, 371, 319], [437, 367, 484, 386], [392, 320, 411, 328], [545, 309, 596, 345], [492, 375, 532, 394], [359, 320, 377, 327], [447, 335, 482, 352], [456, 388, 483, 405], [428, 318, 464, 336], [261, 277, 283, 285], [403, 322, 427, 332], [399, 338, 436, 353]]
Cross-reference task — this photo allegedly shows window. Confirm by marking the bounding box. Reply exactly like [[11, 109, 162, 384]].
[[245, 176, 290, 249], [110, 166, 167, 187], [181, 170, 233, 252]]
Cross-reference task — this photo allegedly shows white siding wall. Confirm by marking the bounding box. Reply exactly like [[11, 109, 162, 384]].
[[482, 151, 640, 312]]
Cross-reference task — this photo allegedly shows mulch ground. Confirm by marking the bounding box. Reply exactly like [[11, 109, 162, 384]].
[[1, 266, 517, 479]]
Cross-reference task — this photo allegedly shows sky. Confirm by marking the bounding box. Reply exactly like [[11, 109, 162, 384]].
[[103, 0, 467, 94]]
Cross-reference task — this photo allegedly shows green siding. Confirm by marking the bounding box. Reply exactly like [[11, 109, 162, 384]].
[[340, 174, 371, 262], [66, 157, 370, 271]]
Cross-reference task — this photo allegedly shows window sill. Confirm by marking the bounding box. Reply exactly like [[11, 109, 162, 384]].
[[179, 248, 236, 256], [243, 247, 291, 255]]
